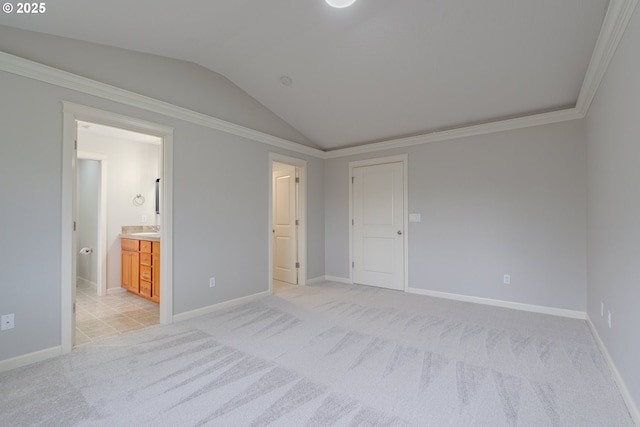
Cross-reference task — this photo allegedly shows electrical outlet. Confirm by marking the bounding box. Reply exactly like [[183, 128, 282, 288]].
[[607, 311, 612, 329], [141, 215, 148, 223], [209, 277, 216, 288], [503, 274, 511, 285], [1, 314, 15, 331]]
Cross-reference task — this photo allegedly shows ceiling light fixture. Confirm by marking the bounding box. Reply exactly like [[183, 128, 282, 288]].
[[325, 0, 356, 8]]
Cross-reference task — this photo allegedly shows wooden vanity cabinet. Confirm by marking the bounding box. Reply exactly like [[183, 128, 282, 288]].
[[121, 237, 160, 303]]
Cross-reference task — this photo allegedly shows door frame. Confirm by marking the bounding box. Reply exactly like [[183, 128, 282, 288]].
[[76, 152, 108, 297], [268, 153, 307, 294], [61, 101, 174, 353], [348, 154, 409, 291]]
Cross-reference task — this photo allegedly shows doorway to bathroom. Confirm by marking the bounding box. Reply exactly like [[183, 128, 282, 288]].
[[75, 122, 162, 345], [61, 102, 174, 353]]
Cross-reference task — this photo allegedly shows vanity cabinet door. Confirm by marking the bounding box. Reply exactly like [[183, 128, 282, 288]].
[[121, 250, 139, 293]]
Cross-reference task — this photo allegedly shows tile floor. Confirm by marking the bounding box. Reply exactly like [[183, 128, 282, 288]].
[[75, 278, 159, 346]]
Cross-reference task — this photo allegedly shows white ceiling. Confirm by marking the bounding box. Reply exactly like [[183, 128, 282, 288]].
[[77, 121, 162, 145], [1, 0, 609, 150]]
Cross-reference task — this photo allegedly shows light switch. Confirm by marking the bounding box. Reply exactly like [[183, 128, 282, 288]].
[[409, 213, 421, 223]]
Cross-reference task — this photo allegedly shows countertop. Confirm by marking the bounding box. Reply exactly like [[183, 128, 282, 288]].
[[119, 233, 161, 242]]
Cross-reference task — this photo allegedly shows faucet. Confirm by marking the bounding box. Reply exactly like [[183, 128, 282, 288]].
[[153, 225, 161, 232]]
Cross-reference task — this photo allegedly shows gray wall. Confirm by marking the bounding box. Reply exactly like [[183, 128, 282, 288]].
[[586, 6, 640, 406], [326, 120, 588, 311], [77, 159, 100, 283], [0, 73, 63, 358], [0, 46, 324, 361]]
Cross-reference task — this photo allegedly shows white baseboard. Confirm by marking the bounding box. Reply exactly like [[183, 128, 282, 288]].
[[586, 315, 640, 425], [0, 346, 62, 374], [107, 287, 126, 295], [324, 275, 352, 284], [77, 277, 97, 288], [172, 291, 270, 323], [306, 276, 327, 285], [407, 287, 586, 319]]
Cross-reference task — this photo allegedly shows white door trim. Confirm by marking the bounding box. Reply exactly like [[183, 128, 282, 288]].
[[349, 154, 409, 292], [61, 101, 174, 353], [268, 153, 308, 294], [77, 152, 108, 297]]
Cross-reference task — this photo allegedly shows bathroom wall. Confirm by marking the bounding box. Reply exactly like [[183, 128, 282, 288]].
[[77, 159, 100, 283], [78, 132, 160, 291]]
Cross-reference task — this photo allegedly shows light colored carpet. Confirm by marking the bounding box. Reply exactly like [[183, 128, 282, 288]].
[[0, 282, 633, 426]]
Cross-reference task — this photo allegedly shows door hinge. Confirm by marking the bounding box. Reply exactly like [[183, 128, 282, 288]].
[[295, 219, 300, 226], [73, 302, 76, 314], [73, 221, 76, 231], [352, 261, 354, 268], [296, 262, 300, 269], [352, 176, 354, 184], [74, 140, 77, 150], [295, 177, 300, 183], [352, 219, 354, 226]]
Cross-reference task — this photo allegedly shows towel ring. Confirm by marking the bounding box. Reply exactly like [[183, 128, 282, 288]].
[[133, 194, 145, 206]]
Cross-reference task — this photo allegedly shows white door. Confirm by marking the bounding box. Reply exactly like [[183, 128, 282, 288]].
[[273, 164, 297, 284], [352, 161, 404, 290]]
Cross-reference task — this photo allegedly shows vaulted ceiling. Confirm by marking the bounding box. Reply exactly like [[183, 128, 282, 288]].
[[1, 0, 610, 150]]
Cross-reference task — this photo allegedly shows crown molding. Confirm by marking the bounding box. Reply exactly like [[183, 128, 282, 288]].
[[324, 108, 584, 158], [576, 0, 639, 116], [1, 0, 637, 160], [0, 51, 325, 159]]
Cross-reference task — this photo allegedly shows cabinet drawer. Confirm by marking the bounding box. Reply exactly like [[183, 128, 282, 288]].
[[140, 240, 152, 253], [139, 280, 152, 297], [140, 266, 152, 281], [140, 253, 152, 266], [121, 239, 139, 251]]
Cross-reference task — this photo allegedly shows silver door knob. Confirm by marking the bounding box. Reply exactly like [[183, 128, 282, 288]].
[[397, 230, 402, 235]]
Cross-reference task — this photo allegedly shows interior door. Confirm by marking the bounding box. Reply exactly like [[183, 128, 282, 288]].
[[273, 164, 297, 284], [352, 161, 404, 290]]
